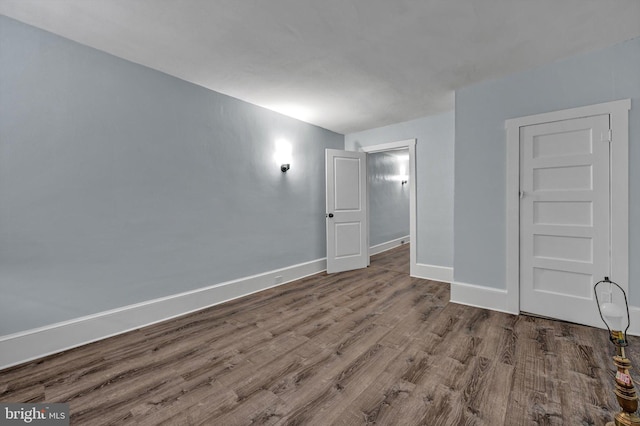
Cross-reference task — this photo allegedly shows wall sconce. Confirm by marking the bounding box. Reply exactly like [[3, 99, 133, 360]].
[[274, 139, 292, 173], [594, 277, 640, 426]]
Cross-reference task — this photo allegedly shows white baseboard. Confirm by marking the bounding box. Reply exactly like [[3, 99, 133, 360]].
[[412, 263, 453, 283], [369, 236, 410, 256], [450, 281, 517, 315], [450, 281, 640, 333], [0, 258, 327, 370]]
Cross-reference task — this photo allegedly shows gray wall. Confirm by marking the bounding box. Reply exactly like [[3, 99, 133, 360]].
[[0, 16, 343, 335], [455, 37, 640, 303], [368, 150, 410, 246], [345, 110, 455, 268]]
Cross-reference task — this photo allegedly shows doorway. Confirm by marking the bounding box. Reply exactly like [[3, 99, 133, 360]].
[[367, 149, 410, 253], [362, 139, 417, 277]]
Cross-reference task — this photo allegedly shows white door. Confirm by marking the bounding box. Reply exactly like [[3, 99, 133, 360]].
[[325, 149, 368, 273], [520, 114, 610, 327]]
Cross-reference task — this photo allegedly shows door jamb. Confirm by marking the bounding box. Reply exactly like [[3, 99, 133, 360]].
[[504, 99, 630, 315], [361, 139, 417, 276]]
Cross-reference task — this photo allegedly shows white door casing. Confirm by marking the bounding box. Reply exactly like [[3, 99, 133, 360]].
[[505, 99, 630, 328], [519, 114, 610, 327], [325, 149, 368, 273]]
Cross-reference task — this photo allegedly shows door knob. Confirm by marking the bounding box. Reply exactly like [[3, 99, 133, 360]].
[[327, 213, 334, 218]]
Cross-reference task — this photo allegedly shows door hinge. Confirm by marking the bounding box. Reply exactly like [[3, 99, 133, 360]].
[[602, 129, 612, 143]]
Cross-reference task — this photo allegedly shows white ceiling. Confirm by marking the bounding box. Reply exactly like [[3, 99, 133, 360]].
[[1, 1, 639, 134]]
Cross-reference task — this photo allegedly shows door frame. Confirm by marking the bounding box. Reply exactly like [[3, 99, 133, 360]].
[[361, 139, 417, 276], [505, 99, 630, 316]]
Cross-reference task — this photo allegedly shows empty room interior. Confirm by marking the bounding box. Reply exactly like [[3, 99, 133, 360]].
[[1, 1, 640, 424]]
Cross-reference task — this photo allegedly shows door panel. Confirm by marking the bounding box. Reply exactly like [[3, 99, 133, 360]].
[[334, 157, 362, 210], [326, 150, 368, 273], [520, 114, 610, 327], [533, 234, 592, 262], [335, 222, 363, 257]]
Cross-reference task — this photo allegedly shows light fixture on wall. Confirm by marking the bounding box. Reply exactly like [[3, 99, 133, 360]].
[[594, 277, 640, 426], [274, 139, 292, 173]]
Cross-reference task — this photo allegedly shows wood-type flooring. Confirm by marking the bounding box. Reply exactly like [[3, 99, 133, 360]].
[[0, 243, 634, 425]]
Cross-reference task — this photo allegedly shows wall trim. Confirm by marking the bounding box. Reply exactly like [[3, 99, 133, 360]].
[[0, 258, 327, 370], [450, 281, 517, 315], [452, 281, 640, 336], [412, 263, 453, 283], [369, 236, 409, 256]]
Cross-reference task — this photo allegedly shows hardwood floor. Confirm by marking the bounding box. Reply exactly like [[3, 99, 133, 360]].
[[0, 243, 634, 425]]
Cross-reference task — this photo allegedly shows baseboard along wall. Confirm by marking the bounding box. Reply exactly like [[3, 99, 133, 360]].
[[450, 280, 640, 337], [0, 258, 327, 370], [412, 263, 453, 283], [369, 236, 409, 256], [7, 250, 630, 370], [449, 281, 515, 315]]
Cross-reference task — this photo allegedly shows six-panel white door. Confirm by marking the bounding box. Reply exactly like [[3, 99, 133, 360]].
[[325, 149, 368, 274], [519, 114, 610, 327]]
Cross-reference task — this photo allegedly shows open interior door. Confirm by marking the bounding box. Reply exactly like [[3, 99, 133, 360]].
[[325, 149, 368, 273]]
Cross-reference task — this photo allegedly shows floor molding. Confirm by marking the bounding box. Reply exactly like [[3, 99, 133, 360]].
[[0, 258, 327, 370], [412, 263, 453, 283], [450, 281, 516, 315], [450, 281, 640, 335], [369, 236, 409, 256]]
